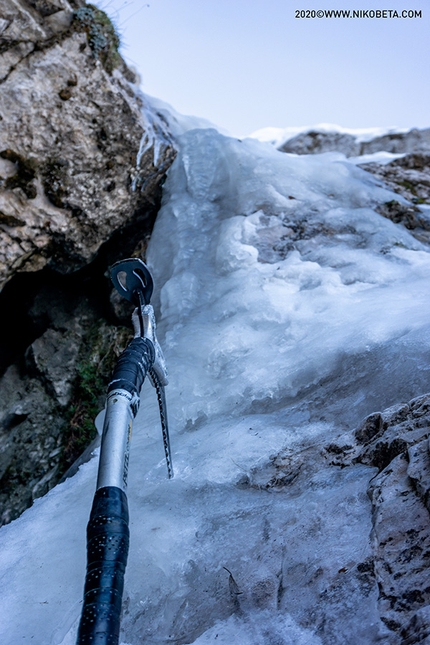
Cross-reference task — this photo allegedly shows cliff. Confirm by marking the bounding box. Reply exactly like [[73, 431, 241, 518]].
[[0, 0, 176, 524]]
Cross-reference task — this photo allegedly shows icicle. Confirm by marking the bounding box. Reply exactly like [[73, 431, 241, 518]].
[[132, 100, 173, 192]]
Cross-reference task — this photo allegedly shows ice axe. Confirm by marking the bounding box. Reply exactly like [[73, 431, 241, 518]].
[[76, 258, 172, 645]]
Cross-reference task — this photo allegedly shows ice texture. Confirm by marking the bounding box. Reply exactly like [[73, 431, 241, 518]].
[[143, 93, 227, 138], [132, 94, 175, 180], [1, 127, 430, 645]]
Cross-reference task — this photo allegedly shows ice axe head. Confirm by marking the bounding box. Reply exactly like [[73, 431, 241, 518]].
[[110, 258, 154, 307]]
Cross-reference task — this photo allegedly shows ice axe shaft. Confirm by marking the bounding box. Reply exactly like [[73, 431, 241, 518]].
[[77, 259, 172, 645]]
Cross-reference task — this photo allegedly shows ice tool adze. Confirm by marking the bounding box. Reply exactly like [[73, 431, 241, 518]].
[[77, 258, 172, 645]]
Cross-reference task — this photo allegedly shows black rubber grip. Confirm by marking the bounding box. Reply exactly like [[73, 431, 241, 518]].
[[77, 487, 129, 645], [108, 337, 154, 397]]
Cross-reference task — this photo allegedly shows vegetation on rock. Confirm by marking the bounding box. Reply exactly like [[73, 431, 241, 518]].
[[61, 322, 132, 471], [72, 4, 121, 74]]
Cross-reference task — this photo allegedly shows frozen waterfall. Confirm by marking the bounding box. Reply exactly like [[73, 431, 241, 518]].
[[1, 127, 429, 645]]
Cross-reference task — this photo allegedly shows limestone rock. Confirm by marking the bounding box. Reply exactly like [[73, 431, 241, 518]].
[[278, 128, 430, 157], [0, 281, 133, 525], [25, 327, 83, 406], [369, 444, 430, 634], [354, 396, 430, 471], [279, 128, 430, 157], [360, 129, 430, 156], [361, 154, 430, 205], [358, 154, 430, 248], [0, 361, 66, 525], [0, 0, 177, 526], [0, 0, 176, 289], [279, 131, 360, 156], [358, 153, 430, 246], [325, 393, 430, 640]]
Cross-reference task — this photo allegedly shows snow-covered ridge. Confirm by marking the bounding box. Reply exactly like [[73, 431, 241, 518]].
[[249, 123, 415, 148]]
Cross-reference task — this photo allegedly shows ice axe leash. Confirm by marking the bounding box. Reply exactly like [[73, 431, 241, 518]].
[[77, 258, 173, 645]]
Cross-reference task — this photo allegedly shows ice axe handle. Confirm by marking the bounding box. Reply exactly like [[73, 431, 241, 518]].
[[77, 337, 155, 645], [77, 486, 129, 645]]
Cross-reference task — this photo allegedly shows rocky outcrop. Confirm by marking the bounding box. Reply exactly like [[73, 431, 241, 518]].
[[360, 154, 430, 206], [280, 131, 361, 156], [324, 394, 430, 641], [276, 127, 430, 249], [358, 154, 430, 245], [278, 130, 430, 247], [279, 128, 430, 157], [360, 129, 430, 157], [0, 279, 133, 525], [231, 390, 430, 643], [0, 0, 176, 524], [0, 0, 176, 289]]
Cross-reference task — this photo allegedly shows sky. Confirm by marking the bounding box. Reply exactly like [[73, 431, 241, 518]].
[[95, 0, 429, 137]]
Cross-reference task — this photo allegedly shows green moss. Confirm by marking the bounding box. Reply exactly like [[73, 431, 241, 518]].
[[398, 180, 417, 195], [62, 360, 104, 468], [60, 322, 132, 471], [72, 5, 122, 74]]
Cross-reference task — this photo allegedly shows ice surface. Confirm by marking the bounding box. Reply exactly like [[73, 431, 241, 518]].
[[131, 94, 174, 179], [143, 94, 228, 138], [1, 127, 429, 645]]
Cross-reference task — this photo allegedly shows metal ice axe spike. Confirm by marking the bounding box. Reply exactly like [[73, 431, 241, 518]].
[[77, 258, 173, 645]]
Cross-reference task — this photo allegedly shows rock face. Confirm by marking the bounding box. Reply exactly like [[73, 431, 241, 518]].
[[360, 154, 430, 205], [0, 0, 175, 289], [0, 279, 133, 525], [359, 154, 430, 245], [278, 129, 430, 249], [279, 128, 430, 157], [324, 394, 430, 642], [280, 131, 361, 156], [0, 0, 176, 524]]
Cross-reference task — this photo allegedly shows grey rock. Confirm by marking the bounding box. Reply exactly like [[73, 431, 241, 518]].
[[354, 396, 430, 471], [358, 153, 430, 246], [407, 438, 430, 512], [401, 605, 430, 644], [360, 153, 430, 207], [0, 0, 176, 290], [0, 294, 132, 525], [375, 199, 429, 228], [369, 446, 430, 634], [279, 131, 360, 156], [25, 327, 82, 406], [278, 128, 430, 157], [0, 362, 66, 525], [0, 0, 176, 524], [325, 392, 430, 640], [361, 129, 430, 156]]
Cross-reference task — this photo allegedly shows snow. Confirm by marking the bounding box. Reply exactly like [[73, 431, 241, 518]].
[[347, 151, 406, 166], [249, 123, 411, 149], [1, 126, 430, 644]]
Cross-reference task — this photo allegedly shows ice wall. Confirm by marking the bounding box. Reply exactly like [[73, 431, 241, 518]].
[[0, 128, 429, 645]]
